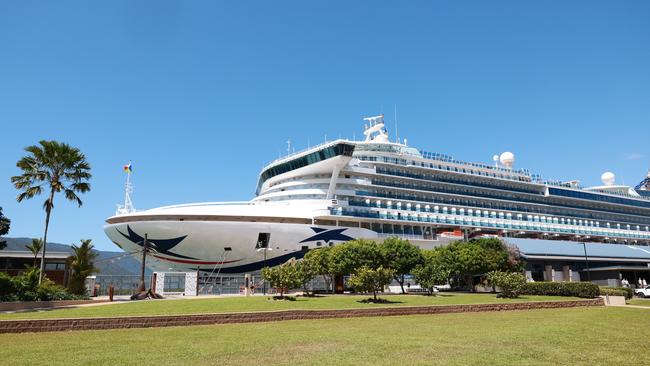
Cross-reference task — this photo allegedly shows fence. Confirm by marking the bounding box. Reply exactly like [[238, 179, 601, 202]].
[[93, 274, 338, 297], [93, 275, 152, 296]]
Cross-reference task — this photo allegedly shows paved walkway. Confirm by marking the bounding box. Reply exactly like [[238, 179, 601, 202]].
[[610, 304, 650, 309]]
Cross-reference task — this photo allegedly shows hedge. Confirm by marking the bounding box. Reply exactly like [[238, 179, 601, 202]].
[[600, 287, 633, 300], [522, 281, 599, 298]]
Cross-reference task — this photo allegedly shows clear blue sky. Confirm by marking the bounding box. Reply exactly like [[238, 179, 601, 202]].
[[1, 1, 648, 251]]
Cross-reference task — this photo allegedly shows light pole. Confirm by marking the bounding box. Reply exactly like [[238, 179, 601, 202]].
[[582, 241, 591, 282], [257, 246, 273, 295], [138, 233, 149, 292]]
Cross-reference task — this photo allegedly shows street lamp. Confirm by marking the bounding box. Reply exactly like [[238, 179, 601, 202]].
[[257, 246, 273, 295], [138, 234, 149, 293], [582, 242, 591, 282]]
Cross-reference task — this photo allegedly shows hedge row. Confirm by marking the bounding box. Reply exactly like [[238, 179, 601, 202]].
[[600, 287, 633, 300], [522, 282, 600, 298]]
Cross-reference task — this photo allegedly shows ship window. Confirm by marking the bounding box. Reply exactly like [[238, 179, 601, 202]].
[[256, 233, 271, 249], [301, 245, 309, 252]]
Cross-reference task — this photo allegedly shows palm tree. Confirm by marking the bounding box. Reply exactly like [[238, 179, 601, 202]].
[[0, 206, 10, 250], [68, 239, 99, 295], [25, 238, 43, 268], [11, 140, 91, 284]]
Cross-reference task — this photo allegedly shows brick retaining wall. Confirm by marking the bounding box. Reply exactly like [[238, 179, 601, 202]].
[[0, 300, 109, 312], [0, 298, 604, 334]]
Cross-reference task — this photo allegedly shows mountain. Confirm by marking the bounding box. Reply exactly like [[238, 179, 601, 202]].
[[0, 237, 152, 275]]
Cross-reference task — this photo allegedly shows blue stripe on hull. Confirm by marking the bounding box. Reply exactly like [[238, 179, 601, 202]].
[[193, 250, 308, 273]]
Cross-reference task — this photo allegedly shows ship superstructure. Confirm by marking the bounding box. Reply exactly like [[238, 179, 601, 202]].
[[104, 116, 650, 273]]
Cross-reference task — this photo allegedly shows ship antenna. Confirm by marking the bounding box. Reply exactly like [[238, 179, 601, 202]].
[[286, 139, 291, 157], [394, 104, 399, 144], [116, 161, 135, 215]]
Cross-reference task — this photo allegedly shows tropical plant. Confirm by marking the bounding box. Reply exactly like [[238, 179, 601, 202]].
[[11, 140, 91, 283], [261, 263, 301, 298], [0, 267, 85, 302], [68, 239, 99, 295], [25, 238, 43, 268], [380, 237, 424, 294], [486, 270, 527, 298], [0, 206, 10, 250], [347, 265, 395, 301], [413, 250, 450, 295]]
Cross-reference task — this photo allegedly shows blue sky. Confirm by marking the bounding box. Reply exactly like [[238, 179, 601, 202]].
[[1, 1, 649, 251]]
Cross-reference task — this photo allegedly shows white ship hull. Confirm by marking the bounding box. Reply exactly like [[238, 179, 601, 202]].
[[104, 200, 377, 273]]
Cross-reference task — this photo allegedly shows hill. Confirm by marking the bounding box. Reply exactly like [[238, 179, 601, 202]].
[[0, 237, 151, 275]]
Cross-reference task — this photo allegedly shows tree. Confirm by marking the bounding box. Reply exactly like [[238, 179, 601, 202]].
[[295, 259, 317, 296], [25, 238, 43, 268], [380, 237, 424, 294], [68, 239, 99, 295], [261, 263, 301, 298], [330, 239, 385, 277], [486, 270, 527, 298], [304, 246, 336, 293], [0, 207, 10, 250], [11, 140, 91, 284], [413, 250, 450, 295], [347, 266, 395, 301], [432, 238, 524, 290]]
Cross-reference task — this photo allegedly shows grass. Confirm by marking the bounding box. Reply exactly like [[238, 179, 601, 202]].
[[0, 293, 581, 320], [628, 299, 650, 307], [1, 307, 648, 365]]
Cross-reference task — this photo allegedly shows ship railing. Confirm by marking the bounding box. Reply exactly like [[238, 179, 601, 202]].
[[330, 207, 650, 241], [154, 201, 254, 210], [264, 139, 353, 167]]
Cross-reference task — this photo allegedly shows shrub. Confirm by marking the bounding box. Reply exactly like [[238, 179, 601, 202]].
[[522, 281, 599, 298], [486, 271, 527, 298], [600, 287, 633, 300], [0, 272, 17, 301], [0, 267, 87, 302]]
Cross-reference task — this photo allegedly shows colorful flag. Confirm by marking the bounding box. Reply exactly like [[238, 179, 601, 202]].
[[123, 162, 132, 173]]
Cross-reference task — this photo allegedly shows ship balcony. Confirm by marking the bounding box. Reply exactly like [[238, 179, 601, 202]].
[[329, 206, 650, 242]]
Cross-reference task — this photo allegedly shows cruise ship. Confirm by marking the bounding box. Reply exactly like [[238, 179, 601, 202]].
[[104, 116, 650, 276]]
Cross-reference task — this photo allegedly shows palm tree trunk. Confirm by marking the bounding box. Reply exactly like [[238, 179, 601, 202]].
[[38, 190, 55, 284]]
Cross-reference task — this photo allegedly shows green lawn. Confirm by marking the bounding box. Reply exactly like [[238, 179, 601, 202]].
[[628, 299, 650, 307], [1, 307, 647, 365], [0, 293, 580, 320]]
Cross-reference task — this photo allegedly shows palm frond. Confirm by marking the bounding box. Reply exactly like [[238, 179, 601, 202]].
[[64, 189, 83, 207]]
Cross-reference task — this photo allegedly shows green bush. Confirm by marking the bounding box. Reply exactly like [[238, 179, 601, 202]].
[[0, 272, 17, 301], [0, 267, 87, 302], [486, 271, 527, 298], [600, 287, 633, 300], [522, 281, 599, 298]]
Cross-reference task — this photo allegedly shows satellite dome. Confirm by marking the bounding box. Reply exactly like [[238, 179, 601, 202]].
[[601, 172, 616, 186], [499, 152, 515, 168]]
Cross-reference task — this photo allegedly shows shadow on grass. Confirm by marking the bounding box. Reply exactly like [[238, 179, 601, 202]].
[[357, 298, 404, 304]]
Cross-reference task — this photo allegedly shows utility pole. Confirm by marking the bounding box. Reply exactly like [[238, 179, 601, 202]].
[[263, 248, 268, 295], [582, 242, 591, 282], [139, 233, 148, 292]]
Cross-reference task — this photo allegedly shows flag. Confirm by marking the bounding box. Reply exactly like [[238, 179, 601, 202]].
[[123, 162, 132, 173]]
